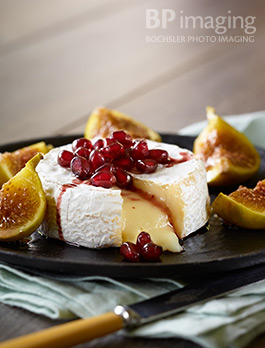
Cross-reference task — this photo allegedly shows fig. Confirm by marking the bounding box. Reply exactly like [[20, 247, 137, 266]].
[[212, 179, 265, 229], [193, 107, 260, 186], [0, 153, 46, 241], [84, 107, 161, 142], [0, 141, 53, 187]]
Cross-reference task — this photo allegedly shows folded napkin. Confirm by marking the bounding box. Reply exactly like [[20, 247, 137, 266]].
[[1, 264, 265, 348], [1, 110, 265, 348]]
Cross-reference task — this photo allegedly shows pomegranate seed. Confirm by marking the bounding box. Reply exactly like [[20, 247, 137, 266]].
[[101, 142, 125, 160], [71, 156, 91, 180], [141, 242, 162, 261], [89, 150, 106, 170], [106, 137, 116, 145], [113, 156, 134, 170], [91, 171, 117, 188], [74, 146, 91, 159], [111, 130, 133, 147], [136, 159, 158, 173], [95, 163, 115, 174], [120, 242, 140, 262], [136, 232, 152, 249], [149, 149, 169, 164], [115, 168, 132, 188], [93, 139, 105, 150], [58, 150, 74, 168], [131, 140, 149, 160], [72, 138, 92, 151]]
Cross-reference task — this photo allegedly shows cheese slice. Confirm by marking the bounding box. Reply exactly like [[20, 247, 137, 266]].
[[36, 140, 210, 252]]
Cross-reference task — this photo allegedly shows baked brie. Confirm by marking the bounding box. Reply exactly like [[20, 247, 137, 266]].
[[36, 139, 210, 252]]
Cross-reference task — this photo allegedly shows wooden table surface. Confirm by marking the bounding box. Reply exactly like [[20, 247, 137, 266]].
[[0, 0, 265, 347]]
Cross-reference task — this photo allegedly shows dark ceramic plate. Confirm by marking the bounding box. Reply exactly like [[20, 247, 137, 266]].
[[0, 134, 265, 280]]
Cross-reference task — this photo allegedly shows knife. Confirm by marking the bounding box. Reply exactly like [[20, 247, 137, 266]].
[[1, 263, 265, 348]]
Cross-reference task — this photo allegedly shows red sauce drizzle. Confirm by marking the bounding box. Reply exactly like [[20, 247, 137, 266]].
[[166, 152, 193, 167], [56, 183, 77, 240]]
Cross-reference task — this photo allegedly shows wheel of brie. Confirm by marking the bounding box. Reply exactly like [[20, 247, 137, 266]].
[[36, 133, 210, 253]]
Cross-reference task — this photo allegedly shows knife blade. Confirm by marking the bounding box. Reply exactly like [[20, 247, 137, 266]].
[[1, 263, 265, 348], [115, 262, 265, 327]]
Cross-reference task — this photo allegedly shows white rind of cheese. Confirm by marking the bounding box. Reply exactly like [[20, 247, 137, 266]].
[[60, 185, 123, 248], [36, 144, 123, 248], [36, 140, 210, 250]]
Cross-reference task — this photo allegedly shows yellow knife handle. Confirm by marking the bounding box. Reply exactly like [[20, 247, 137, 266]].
[[0, 312, 123, 348]]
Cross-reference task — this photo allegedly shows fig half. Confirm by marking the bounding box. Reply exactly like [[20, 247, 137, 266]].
[[193, 107, 260, 186], [0, 141, 53, 187], [212, 179, 265, 229], [84, 107, 161, 142], [0, 153, 46, 241]]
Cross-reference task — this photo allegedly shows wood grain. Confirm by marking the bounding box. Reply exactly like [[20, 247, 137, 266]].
[[0, 0, 263, 145], [105, 24, 265, 134]]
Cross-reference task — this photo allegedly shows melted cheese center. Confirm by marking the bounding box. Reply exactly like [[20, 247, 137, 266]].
[[121, 190, 182, 252]]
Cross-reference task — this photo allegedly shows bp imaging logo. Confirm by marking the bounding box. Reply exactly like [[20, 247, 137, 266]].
[[145, 9, 256, 43]]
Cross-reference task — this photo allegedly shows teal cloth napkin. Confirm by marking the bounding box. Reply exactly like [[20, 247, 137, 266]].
[[1, 110, 265, 348]]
